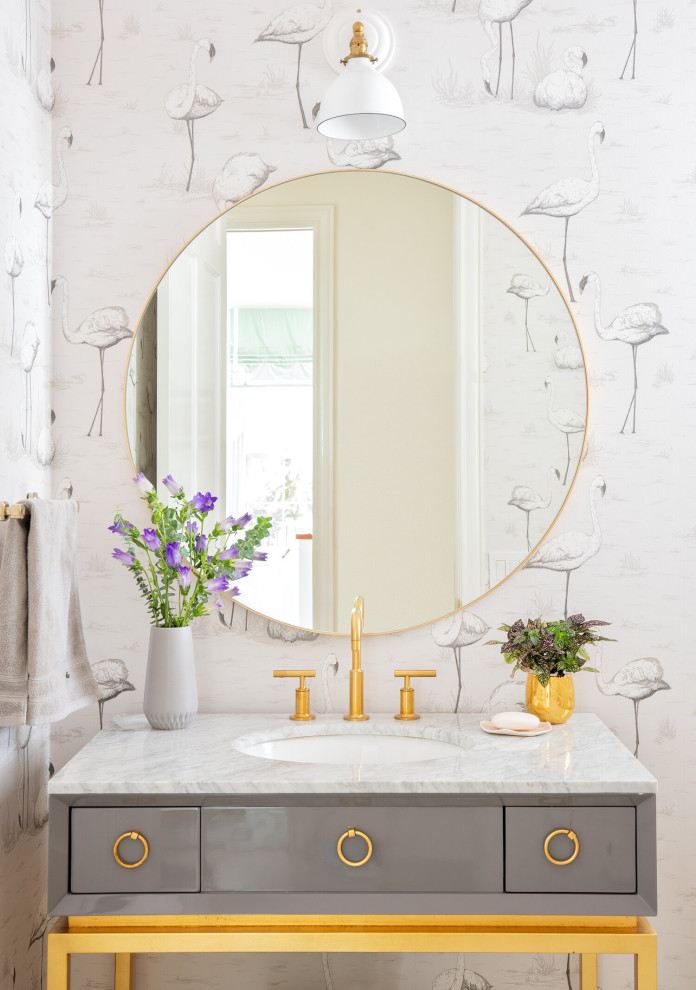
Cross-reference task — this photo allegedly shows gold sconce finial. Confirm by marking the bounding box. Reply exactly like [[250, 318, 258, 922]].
[[341, 22, 378, 65], [316, 9, 404, 139]]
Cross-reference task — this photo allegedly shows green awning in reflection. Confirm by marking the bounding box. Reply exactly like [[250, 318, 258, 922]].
[[232, 308, 313, 366]]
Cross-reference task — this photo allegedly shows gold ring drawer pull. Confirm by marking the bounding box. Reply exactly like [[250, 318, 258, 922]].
[[337, 827, 373, 868], [544, 828, 579, 866], [113, 831, 149, 869]]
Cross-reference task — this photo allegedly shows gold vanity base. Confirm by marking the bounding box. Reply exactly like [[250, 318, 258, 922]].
[[47, 914, 657, 990]]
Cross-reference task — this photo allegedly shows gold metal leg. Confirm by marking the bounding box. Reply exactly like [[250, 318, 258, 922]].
[[47, 913, 656, 990], [634, 930, 658, 990], [47, 935, 70, 990], [114, 953, 133, 990], [580, 953, 597, 990]]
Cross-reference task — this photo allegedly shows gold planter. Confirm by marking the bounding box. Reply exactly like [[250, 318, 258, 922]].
[[525, 673, 575, 724]]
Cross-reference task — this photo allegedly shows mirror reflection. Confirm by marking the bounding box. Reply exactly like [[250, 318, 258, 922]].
[[126, 171, 586, 635]]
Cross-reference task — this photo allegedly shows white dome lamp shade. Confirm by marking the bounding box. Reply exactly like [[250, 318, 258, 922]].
[[316, 18, 405, 141]]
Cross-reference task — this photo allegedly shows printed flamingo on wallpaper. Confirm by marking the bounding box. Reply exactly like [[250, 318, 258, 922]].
[[91, 659, 135, 729], [51, 275, 132, 437], [16, 726, 32, 831], [534, 47, 588, 111], [20, 322, 39, 453], [87, 0, 105, 85], [524, 475, 605, 619], [506, 274, 549, 351], [5, 194, 24, 357], [35, 126, 73, 303], [478, 0, 534, 100], [33, 757, 54, 831], [482, 674, 526, 713], [267, 620, 319, 643], [28, 911, 48, 990], [594, 647, 670, 757], [321, 654, 339, 713], [36, 53, 55, 112], [508, 467, 560, 551], [56, 477, 73, 499], [554, 331, 583, 370], [544, 377, 585, 485], [255, 0, 332, 129], [22, 0, 32, 77], [621, 0, 638, 80], [37, 409, 56, 467], [432, 613, 489, 714], [322, 952, 334, 990], [579, 271, 669, 435], [165, 39, 222, 193], [521, 121, 605, 302], [432, 954, 493, 990], [212, 153, 277, 211], [326, 136, 401, 170], [217, 599, 248, 632]]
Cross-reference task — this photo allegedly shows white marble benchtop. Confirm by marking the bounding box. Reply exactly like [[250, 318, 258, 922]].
[[49, 713, 657, 796]]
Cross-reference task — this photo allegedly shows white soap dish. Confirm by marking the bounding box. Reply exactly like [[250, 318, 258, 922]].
[[480, 720, 551, 737]]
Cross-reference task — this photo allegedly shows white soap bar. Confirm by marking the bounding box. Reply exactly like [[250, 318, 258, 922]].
[[491, 711, 540, 730]]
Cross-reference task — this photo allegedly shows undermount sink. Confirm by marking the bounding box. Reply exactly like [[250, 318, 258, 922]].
[[235, 731, 467, 765]]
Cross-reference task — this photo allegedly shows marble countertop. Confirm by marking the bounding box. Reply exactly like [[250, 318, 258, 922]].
[[49, 713, 657, 796]]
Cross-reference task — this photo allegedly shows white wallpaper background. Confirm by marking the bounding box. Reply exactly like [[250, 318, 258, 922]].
[[1, 2, 54, 988], [0, 0, 694, 987]]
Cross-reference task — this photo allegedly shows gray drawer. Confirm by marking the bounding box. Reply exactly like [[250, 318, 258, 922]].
[[202, 806, 503, 893], [505, 807, 636, 894], [70, 807, 200, 893]]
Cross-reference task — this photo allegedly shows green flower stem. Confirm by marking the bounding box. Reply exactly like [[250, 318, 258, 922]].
[[142, 546, 166, 621], [181, 574, 206, 626], [139, 555, 162, 623], [163, 568, 172, 626]]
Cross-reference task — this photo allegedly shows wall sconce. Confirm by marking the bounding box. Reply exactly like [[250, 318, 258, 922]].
[[316, 9, 405, 140]]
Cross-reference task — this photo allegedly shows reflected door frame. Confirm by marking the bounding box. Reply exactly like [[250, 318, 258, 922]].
[[224, 205, 335, 630], [157, 218, 227, 506]]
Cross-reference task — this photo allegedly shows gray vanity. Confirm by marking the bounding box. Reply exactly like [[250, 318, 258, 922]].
[[48, 712, 656, 918], [46, 166, 656, 989]]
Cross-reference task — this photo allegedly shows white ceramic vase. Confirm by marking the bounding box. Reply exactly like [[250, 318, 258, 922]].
[[143, 626, 198, 730]]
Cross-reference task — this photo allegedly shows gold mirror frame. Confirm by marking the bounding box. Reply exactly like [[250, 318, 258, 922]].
[[123, 170, 588, 638]]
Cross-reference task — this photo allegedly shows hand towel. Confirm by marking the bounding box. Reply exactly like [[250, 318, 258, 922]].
[[0, 499, 100, 726], [0, 513, 29, 724]]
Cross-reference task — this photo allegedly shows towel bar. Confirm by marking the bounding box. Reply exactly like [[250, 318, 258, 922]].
[[0, 492, 39, 521]]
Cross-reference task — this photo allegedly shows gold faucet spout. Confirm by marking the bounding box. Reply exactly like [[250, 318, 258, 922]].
[[345, 596, 369, 721], [350, 596, 363, 666]]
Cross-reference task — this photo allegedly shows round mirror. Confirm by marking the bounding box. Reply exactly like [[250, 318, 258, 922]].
[[125, 171, 586, 635]]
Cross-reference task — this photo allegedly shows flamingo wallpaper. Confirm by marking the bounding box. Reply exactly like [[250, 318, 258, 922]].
[[0, 0, 694, 987], [479, 213, 586, 564], [0, 2, 54, 988]]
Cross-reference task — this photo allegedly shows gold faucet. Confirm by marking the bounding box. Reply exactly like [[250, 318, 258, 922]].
[[344, 595, 369, 721]]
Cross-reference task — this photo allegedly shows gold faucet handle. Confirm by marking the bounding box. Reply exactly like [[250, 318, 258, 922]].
[[273, 670, 316, 721], [393, 670, 436, 721]]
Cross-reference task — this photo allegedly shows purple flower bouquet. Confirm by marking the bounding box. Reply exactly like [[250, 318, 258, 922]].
[[110, 473, 272, 627]]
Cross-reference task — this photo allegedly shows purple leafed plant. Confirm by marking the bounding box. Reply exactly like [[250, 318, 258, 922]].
[[109, 473, 272, 627], [485, 614, 613, 687]]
